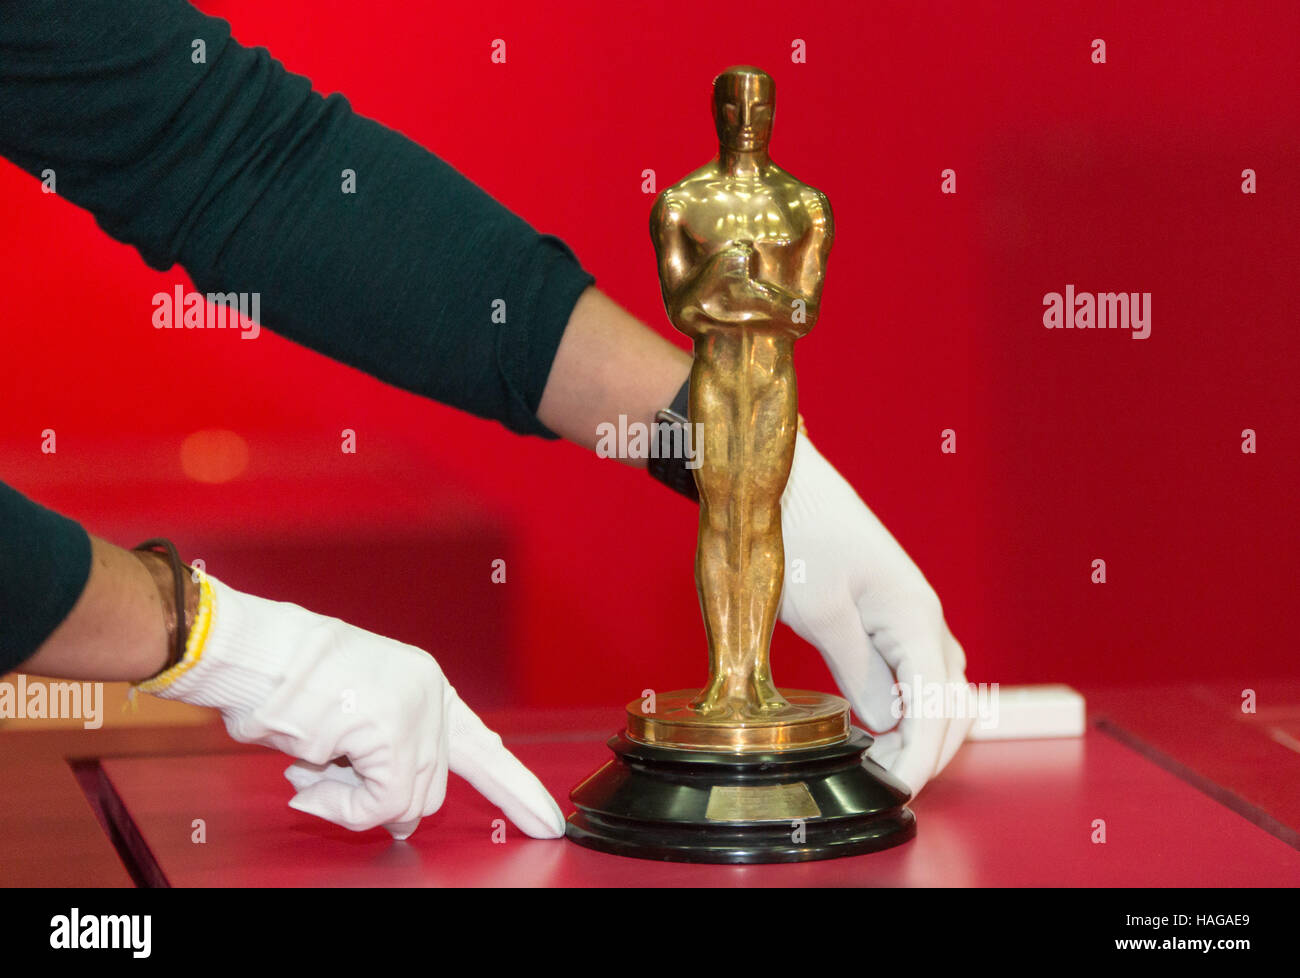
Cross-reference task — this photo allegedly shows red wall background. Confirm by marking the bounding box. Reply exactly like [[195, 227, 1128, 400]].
[[3, 1, 1297, 706]]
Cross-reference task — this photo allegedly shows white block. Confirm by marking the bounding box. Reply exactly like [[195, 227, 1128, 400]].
[[965, 684, 1086, 740]]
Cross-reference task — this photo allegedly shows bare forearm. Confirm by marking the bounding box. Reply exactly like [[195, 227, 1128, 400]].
[[23, 536, 184, 682], [537, 286, 691, 465]]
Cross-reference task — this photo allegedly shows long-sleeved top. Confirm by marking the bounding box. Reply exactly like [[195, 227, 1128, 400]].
[[0, 0, 596, 671]]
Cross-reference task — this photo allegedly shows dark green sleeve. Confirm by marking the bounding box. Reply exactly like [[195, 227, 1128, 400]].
[[0, 483, 92, 673], [0, 0, 595, 437]]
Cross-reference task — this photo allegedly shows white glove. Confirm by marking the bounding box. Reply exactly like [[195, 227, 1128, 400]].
[[143, 575, 565, 840], [779, 431, 972, 797]]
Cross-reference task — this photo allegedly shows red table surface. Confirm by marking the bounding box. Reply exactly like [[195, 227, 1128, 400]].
[[99, 726, 1300, 887]]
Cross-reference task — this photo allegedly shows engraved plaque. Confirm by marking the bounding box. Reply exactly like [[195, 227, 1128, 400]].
[[704, 782, 821, 822]]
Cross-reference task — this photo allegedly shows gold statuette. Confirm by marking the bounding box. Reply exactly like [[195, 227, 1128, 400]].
[[566, 67, 914, 863], [629, 65, 848, 752]]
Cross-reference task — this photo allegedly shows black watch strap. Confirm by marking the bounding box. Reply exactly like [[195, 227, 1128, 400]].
[[648, 376, 700, 503]]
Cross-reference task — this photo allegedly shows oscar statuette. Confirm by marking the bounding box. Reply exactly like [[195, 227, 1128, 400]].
[[566, 66, 916, 863]]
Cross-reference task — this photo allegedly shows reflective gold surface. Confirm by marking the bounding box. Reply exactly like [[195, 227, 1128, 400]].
[[625, 689, 849, 752], [646, 65, 842, 747]]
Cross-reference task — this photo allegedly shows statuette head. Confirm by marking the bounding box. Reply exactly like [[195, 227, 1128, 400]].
[[712, 66, 775, 153]]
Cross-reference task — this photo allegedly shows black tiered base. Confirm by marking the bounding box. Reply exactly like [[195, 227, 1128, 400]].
[[566, 728, 915, 863]]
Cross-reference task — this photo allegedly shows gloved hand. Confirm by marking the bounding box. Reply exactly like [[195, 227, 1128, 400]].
[[139, 574, 565, 840], [779, 431, 972, 797]]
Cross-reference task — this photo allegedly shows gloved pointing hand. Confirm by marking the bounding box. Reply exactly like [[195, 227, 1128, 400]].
[[140, 574, 564, 840]]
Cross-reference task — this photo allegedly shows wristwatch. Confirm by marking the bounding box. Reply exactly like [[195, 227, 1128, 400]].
[[647, 377, 700, 502], [648, 376, 808, 502]]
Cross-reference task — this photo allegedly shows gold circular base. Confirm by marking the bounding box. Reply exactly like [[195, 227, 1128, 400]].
[[625, 689, 851, 753]]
